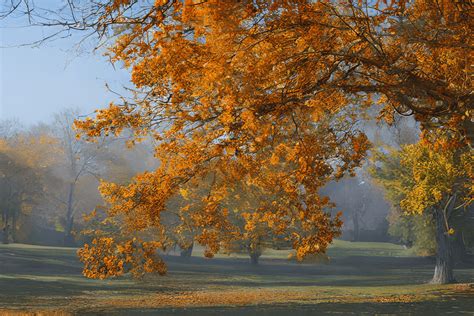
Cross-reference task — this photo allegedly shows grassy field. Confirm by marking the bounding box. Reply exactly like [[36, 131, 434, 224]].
[[0, 241, 473, 315]]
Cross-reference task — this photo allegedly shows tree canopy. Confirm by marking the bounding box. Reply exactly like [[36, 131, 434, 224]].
[[42, 0, 471, 278]]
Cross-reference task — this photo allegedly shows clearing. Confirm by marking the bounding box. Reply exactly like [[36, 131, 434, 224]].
[[0, 241, 473, 315]]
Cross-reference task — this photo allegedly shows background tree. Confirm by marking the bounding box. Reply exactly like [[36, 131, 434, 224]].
[[49, 109, 138, 246], [0, 112, 140, 247], [50, 110, 102, 245], [0, 132, 56, 243], [322, 171, 390, 242]]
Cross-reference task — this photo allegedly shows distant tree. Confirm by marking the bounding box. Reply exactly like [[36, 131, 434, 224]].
[[327, 176, 369, 242], [50, 109, 139, 246], [386, 209, 436, 256], [227, 210, 279, 265], [0, 133, 56, 243], [322, 168, 391, 242], [160, 194, 197, 259], [47, 110, 106, 245]]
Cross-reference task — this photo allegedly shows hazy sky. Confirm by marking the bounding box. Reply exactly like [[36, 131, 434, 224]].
[[0, 17, 130, 125]]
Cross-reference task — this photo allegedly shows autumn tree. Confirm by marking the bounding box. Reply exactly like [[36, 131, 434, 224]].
[[7, 0, 471, 277], [218, 176, 296, 265], [0, 130, 56, 244], [76, 104, 364, 278], [0, 148, 40, 244], [371, 130, 472, 284], [75, 0, 469, 278]]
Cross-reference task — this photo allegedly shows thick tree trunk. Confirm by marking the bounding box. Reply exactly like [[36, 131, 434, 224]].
[[180, 243, 194, 258], [431, 209, 455, 284]]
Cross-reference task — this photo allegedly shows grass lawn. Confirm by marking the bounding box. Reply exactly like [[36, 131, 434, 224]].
[[0, 241, 473, 315]]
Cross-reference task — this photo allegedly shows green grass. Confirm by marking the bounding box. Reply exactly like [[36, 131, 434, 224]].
[[0, 241, 473, 315]]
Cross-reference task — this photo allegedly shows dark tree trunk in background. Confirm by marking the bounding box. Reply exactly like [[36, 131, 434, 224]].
[[352, 212, 360, 242], [63, 217, 75, 246], [11, 211, 16, 243], [2, 224, 9, 244], [248, 244, 262, 265], [249, 251, 260, 265], [63, 182, 76, 247], [2, 211, 10, 244], [431, 209, 455, 284], [180, 243, 194, 258]]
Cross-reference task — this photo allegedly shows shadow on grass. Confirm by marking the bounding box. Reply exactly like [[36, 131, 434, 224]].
[[81, 296, 474, 316], [1, 244, 473, 314]]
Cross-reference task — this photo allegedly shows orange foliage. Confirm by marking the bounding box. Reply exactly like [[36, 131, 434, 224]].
[[76, 0, 471, 278]]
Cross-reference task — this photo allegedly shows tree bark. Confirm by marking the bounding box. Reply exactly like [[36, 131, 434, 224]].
[[431, 208, 455, 284]]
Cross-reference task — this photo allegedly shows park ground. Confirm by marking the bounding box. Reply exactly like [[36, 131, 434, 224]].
[[0, 241, 473, 315]]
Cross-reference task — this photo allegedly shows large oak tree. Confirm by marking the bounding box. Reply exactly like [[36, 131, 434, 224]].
[[8, 0, 470, 280], [75, 0, 471, 280]]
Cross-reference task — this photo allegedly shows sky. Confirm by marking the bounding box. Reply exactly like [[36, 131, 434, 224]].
[[0, 15, 131, 125]]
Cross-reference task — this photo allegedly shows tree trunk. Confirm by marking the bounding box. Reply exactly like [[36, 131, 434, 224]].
[[63, 182, 76, 246], [2, 211, 9, 244], [352, 212, 360, 242], [11, 211, 16, 243], [249, 251, 260, 265], [63, 216, 75, 247], [2, 224, 9, 244], [431, 209, 455, 284], [180, 243, 194, 258], [248, 243, 261, 265]]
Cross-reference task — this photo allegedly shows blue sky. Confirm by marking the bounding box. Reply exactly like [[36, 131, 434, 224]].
[[0, 19, 131, 125]]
